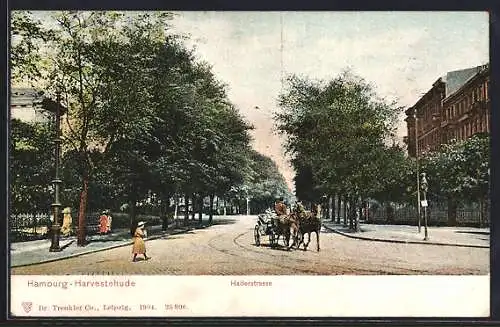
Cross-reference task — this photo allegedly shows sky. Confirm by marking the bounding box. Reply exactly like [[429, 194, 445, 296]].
[[169, 11, 489, 191], [24, 11, 489, 192]]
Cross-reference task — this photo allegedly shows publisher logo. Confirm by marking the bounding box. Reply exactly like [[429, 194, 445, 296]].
[[21, 302, 32, 313]]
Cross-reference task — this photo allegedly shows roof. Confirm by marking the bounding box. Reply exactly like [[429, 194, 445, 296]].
[[11, 88, 44, 107], [11, 87, 67, 114], [406, 63, 489, 114], [444, 65, 487, 97]]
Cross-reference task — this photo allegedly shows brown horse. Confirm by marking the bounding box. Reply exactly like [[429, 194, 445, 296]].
[[273, 214, 300, 250], [295, 204, 322, 251]]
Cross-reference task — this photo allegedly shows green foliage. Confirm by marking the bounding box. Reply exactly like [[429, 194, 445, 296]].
[[245, 150, 293, 211], [275, 71, 403, 202], [11, 11, 256, 218], [421, 133, 490, 202], [10, 119, 54, 213]]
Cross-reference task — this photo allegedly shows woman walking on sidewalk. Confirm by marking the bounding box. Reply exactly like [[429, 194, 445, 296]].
[[132, 221, 150, 262], [99, 211, 109, 235]]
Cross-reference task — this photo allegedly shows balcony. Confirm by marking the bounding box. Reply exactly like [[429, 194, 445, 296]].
[[470, 100, 488, 114]]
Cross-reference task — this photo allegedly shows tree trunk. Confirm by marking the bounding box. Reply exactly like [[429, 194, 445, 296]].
[[478, 197, 484, 228], [223, 198, 227, 216], [191, 194, 196, 220], [355, 197, 362, 232], [184, 195, 189, 226], [216, 196, 220, 215], [162, 195, 170, 231], [128, 188, 138, 235], [209, 194, 214, 224], [447, 197, 457, 226], [174, 197, 179, 227], [343, 198, 348, 227], [386, 202, 394, 224], [328, 195, 332, 221], [77, 178, 89, 246], [198, 195, 203, 224], [337, 195, 342, 224], [365, 200, 370, 223], [349, 198, 355, 230]]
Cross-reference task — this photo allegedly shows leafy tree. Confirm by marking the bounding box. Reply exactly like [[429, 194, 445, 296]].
[[11, 10, 258, 239], [245, 150, 293, 213], [421, 133, 489, 225], [275, 70, 402, 230], [10, 119, 54, 213]]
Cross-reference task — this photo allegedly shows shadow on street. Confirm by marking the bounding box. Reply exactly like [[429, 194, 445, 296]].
[[454, 231, 490, 236], [209, 218, 239, 226]]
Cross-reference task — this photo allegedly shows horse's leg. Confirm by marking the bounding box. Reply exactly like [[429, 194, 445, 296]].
[[304, 232, 310, 250], [289, 225, 297, 249], [316, 229, 320, 252], [294, 228, 301, 249], [298, 229, 304, 248]]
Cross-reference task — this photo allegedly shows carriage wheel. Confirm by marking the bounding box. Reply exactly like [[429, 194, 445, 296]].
[[269, 232, 276, 247], [254, 225, 260, 246]]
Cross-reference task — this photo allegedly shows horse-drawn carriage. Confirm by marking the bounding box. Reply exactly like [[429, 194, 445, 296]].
[[254, 209, 280, 247], [253, 205, 322, 251]]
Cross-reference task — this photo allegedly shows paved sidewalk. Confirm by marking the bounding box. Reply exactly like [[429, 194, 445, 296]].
[[322, 221, 489, 248], [10, 222, 207, 267]]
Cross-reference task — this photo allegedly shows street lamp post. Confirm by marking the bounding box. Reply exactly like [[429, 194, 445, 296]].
[[420, 172, 429, 241], [49, 91, 63, 252], [415, 113, 421, 233]]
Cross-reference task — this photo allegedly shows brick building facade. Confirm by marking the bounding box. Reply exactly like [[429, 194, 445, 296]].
[[405, 64, 490, 157]]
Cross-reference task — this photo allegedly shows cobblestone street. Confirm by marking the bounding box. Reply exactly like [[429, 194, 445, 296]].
[[11, 215, 489, 275]]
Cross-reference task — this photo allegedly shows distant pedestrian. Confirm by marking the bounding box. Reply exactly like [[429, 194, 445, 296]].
[[99, 211, 109, 235], [105, 210, 113, 234], [132, 221, 150, 262], [61, 207, 73, 237]]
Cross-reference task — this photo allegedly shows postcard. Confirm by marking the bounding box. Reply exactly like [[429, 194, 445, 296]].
[[9, 10, 490, 318]]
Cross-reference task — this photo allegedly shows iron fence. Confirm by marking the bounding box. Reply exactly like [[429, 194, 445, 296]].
[[9, 212, 52, 242], [366, 201, 489, 227], [9, 210, 167, 243]]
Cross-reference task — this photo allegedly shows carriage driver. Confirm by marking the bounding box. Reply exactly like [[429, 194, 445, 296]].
[[273, 197, 287, 226]]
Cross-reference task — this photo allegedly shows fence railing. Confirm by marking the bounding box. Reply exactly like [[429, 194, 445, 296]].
[[9, 211, 166, 242], [366, 202, 490, 227], [9, 212, 52, 242]]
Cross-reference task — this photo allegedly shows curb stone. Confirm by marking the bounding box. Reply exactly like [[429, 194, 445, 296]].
[[322, 224, 489, 249], [11, 225, 207, 268]]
